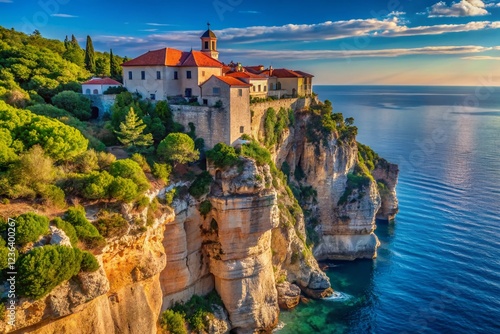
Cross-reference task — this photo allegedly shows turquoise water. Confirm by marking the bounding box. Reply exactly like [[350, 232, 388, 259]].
[[278, 86, 500, 333]]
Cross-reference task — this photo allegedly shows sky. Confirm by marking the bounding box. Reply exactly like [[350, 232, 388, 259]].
[[1, 0, 500, 85]]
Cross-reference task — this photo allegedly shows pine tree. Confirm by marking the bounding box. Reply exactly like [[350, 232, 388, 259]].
[[110, 49, 120, 79], [115, 108, 153, 148], [63, 34, 84, 66], [84, 35, 96, 73]]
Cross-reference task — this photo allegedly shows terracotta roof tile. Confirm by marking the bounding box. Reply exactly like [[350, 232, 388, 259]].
[[201, 75, 251, 87], [270, 68, 303, 78], [293, 70, 314, 78], [178, 51, 223, 68], [82, 78, 122, 85], [121, 48, 184, 66], [226, 71, 267, 79]]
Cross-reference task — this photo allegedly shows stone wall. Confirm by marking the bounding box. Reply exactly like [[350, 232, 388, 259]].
[[250, 97, 312, 139], [86, 94, 117, 119], [171, 105, 230, 149]]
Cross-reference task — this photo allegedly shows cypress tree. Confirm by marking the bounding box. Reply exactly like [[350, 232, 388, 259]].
[[84, 35, 96, 73], [110, 48, 120, 78]]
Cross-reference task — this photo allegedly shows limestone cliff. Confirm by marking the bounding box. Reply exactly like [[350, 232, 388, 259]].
[[2, 201, 174, 334]]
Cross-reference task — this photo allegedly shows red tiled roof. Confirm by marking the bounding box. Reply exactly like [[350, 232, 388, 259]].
[[122, 48, 223, 68], [178, 51, 223, 68], [244, 65, 265, 74], [82, 78, 122, 85], [270, 68, 303, 78], [226, 71, 267, 79], [121, 48, 183, 67], [294, 70, 314, 78], [201, 75, 251, 87]]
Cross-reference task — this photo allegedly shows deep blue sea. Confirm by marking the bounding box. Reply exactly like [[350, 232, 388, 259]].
[[277, 85, 500, 334]]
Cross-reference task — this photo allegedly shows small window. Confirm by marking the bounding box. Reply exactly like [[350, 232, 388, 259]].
[[258, 85, 261, 92], [187, 71, 192, 79], [150, 94, 156, 100], [212, 41, 215, 50], [174, 71, 178, 80], [204, 41, 209, 49], [128, 71, 133, 80], [141, 71, 145, 80], [213, 87, 220, 95], [264, 86, 267, 92], [202, 71, 205, 77], [240, 126, 244, 134], [85, 88, 91, 94], [253, 86, 255, 92], [157, 71, 161, 80], [238, 89, 242, 96], [203, 99, 208, 105], [93, 89, 99, 94]]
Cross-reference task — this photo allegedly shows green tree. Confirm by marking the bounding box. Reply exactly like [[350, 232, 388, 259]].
[[110, 49, 121, 79], [157, 133, 199, 165], [84, 35, 95, 73], [109, 159, 150, 193], [52, 90, 92, 121], [80, 251, 100, 272], [115, 107, 153, 149], [109, 176, 139, 202], [160, 310, 187, 334], [95, 56, 110, 77], [63, 34, 84, 67]]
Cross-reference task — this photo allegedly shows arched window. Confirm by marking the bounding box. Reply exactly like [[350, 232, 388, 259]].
[[85, 89, 91, 94], [276, 82, 282, 90], [93, 89, 99, 94]]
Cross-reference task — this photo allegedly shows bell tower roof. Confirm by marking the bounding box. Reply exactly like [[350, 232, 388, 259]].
[[201, 22, 217, 38]]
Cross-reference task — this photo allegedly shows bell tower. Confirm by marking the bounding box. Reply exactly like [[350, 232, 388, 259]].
[[200, 22, 219, 60]]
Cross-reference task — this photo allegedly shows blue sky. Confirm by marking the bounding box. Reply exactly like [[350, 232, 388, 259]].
[[1, 0, 500, 85]]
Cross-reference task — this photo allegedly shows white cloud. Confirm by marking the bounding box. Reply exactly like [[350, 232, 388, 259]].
[[140, 29, 158, 32], [146, 23, 174, 27], [238, 10, 260, 14], [50, 13, 78, 18], [426, 0, 489, 17], [222, 45, 495, 60], [0, 0, 13, 3], [461, 55, 500, 59]]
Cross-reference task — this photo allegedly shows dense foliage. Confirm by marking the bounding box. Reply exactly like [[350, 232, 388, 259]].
[[263, 107, 294, 147], [206, 143, 239, 168], [18, 245, 82, 299], [115, 107, 153, 150], [14, 212, 50, 245], [52, 90, 92, 121], [157, 133, 199, 165], [188, 172, 213, 199], [64, 206, 105, 248]]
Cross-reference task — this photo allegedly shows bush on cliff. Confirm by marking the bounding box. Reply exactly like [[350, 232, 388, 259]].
[[157, 133, 199, 166], [206, 142, 239, 168], [52, 217, 78, 246], [160, 309, 187, 334], [17, 245, 82, 299], [64, 206, 105, 248], [109, 159, 150, 193], [188, 171, 213, 199], [80, 250, 100, 272], [15, 212, 50, 245]]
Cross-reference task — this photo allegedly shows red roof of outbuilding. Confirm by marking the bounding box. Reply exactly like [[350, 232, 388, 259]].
[[82, 78, 122, 85], [121, 48, 223, 68]]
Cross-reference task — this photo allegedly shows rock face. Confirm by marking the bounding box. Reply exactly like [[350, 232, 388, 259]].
[[276, 282, 301, 310], [372, 162, 400, 222], [4, 203, 174, 334], [207, 159, 280, 333]]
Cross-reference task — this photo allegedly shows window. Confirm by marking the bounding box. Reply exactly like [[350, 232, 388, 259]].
[[85, 88, 91, 94], [264, 86, 267, 92], [185, 88, 192, 97], [141, 71, 145, 80], [157, 71, 161, 80], [238, 89, 242, 96], [150, 94, 156, 100], [93, 89, 99, 94], [212, 41, 215, 50], [202, 71, 205, 77], [253, 86, 256, 92], [269, 83, 274, 90], [186, 71, 192, 79], [204, 41, 209, 49], [128, 71, 133, 80], [240, 126, 244, 134], [174, 71, 178, 80], [203, 99, 208, 105], [258, 85, 261, 92], [213, 87, 220, 95]]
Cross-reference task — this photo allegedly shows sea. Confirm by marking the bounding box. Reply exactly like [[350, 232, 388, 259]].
[[276, 85, 500, 334]]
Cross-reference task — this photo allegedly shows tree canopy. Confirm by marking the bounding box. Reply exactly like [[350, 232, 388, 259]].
[[115, 107, 153, 149], [157, 133, 199, 165]]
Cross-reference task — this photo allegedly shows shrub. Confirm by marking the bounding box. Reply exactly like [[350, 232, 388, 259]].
[[80, 251, 100, 272], [199, 200, 212, 217], [152, 162, 171, 183], [160, 309, 187, 334], [97, 151, 116, 169], [165, 188, 176, 205], [74, 150, 99, 173], [130, 153, 151, 172], [0, 246, 9, 270], [82, 171, 114, 200], [94, 211, 129, 238], [188, 172, 213, 199], [109, 159, 150, 193], [103, 86, 127, 95], [39, 185, 66, 208], [64, 207, 105, 248], [52, 217, 78, 246], [18, 245, 82, 299], [15, 212, 50, 245], [109, 176, 139, 202], [206, 143, 239, 168], [52, 90, 92, 121]]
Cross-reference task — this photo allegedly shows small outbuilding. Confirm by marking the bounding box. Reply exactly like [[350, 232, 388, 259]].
[[82, 77, 122, 95]]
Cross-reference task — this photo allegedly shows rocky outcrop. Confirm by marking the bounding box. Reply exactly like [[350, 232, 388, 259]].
[[4, 202, 174, 334], [372, 162, 399, 222], [276, 283, 301, 310]]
